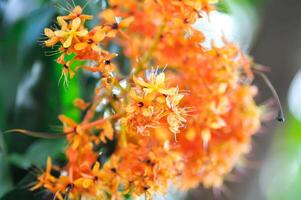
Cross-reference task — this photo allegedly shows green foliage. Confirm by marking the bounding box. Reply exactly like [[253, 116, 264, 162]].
[[8, 139, 66, 169]]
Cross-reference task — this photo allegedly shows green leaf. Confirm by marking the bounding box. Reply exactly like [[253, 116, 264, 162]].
[[24, 139, 66, 168], [0, 134, 13, 197], [8, 139, 66, 169]]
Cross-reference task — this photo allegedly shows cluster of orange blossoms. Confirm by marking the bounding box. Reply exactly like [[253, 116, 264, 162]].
[[34, 0, 262, 199]]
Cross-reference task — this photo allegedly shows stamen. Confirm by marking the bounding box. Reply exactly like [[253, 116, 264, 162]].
[[253, 69, 285, 122], [3, 129, 71, 139]]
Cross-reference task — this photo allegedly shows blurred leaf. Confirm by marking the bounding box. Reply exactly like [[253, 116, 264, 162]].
[[9, 139, 66, 169], [8, 154, 32, 169], [25, 139, 66, 167], [0, 5, 55, 132], [0, 173, 45, 200], [0, 189, 37, 200], [0, 173, 39, 200], [0, 134, 13, 197], [216, 1, 230, 13], [262, 115, 301, 200]]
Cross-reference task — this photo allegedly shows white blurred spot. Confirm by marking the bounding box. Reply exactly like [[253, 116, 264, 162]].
[[193, 11, 234, 48], [288, 69, 301, 121], [16, 61, 42, 108], [193, 3, 258, 51]]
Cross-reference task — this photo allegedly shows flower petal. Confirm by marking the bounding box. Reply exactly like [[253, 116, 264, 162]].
[[77, 29, 88, 37], [119, 16, 134, 28], [72, 17, 81, 31], [93, 30, 106, 42], [63, 35, 73, 48], [74, 42, 88, 51]]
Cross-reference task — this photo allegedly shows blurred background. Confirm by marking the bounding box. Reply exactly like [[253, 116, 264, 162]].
[[1, 0, 301, 199]]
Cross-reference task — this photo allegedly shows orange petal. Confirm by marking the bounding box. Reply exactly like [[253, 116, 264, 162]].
[[93, 30, 106, 42], [101, 9, 116, 23], [74, 42, 88, 51], [91, 44, 101, 52], [58, 115, 77, 127], [119, 16, 134, 28], [104, 121, 114, 141], [46, 156, 52, 174], [73, 98, 90, 110], [69, 69, 75, 79]]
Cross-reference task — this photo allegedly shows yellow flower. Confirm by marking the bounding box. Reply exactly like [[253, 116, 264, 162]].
[[133, 71, 176, 95], [55, 17, 88, 48], [44, 28, 59, 47]]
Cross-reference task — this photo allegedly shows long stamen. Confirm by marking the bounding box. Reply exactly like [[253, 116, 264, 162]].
[[253, 68, 285, 122]]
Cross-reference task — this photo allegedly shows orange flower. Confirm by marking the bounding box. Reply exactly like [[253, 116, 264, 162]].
[[61, 6, 93, 21], [33, 0, 266, 199], [74, 26, 106, 52], [100, 9, 134, 38]]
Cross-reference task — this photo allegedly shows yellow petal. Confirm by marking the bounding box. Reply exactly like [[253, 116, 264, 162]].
[[133, 76, 150, 88], [63, 35, 73, 48], [45, 38, 58, 47], [82, 14, 93, 20], [82, 179, 92, 188], [57, 17, 68, 28], [93, 162, 100, 173], [73, 6, 82, 14], [77, 29, 88, 37], [44, 28, 54, 37], [72, 17, 81, 31], [72, 135, 80, 149], [54, 30, 67, 37], [106, 30, 117, 38]]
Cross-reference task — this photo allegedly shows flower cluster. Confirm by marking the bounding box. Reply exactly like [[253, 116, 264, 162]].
[[30, 0, 263, 199]]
